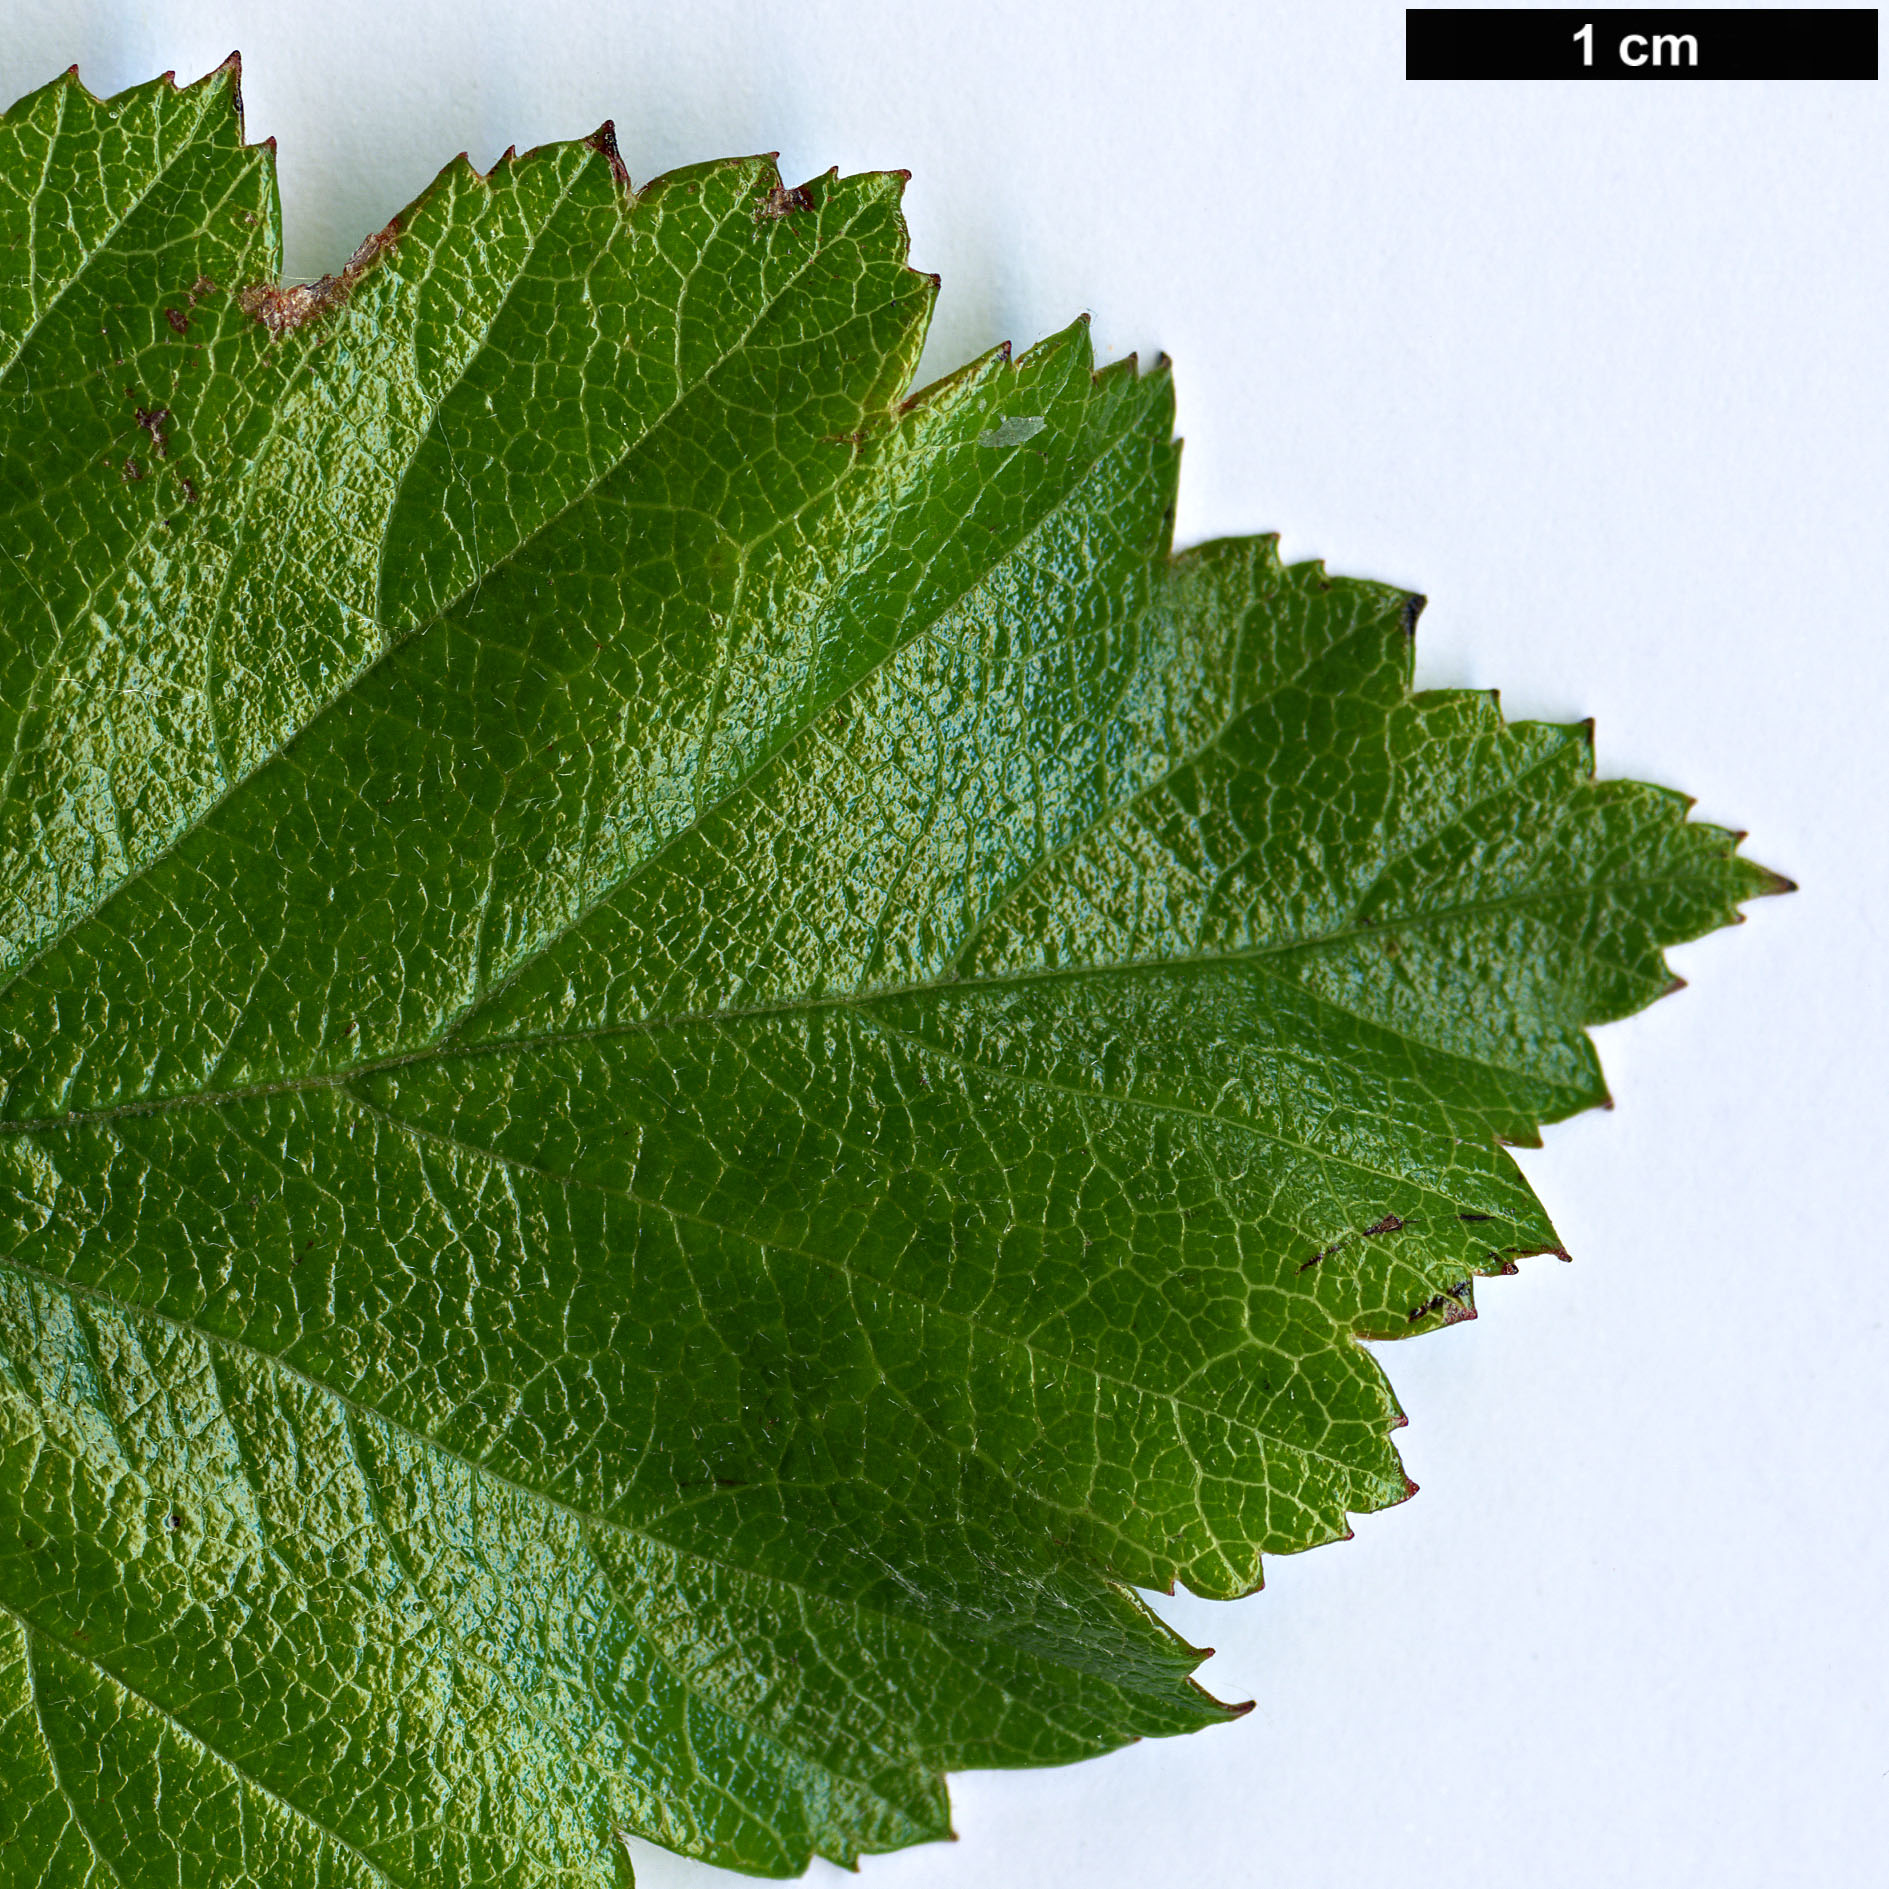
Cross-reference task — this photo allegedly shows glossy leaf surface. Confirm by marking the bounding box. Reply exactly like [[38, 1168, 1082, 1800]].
[[0, 59, 1784, 1887]]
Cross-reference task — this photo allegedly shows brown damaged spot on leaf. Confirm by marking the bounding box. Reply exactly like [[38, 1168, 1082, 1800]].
[[133, 405, 171, 459], [239, 218, 400, 338], [756, 182, 815, 221], [1300, 1210, 1405, 1271]]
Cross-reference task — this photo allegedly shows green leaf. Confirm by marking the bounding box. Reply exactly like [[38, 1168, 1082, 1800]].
[[0, 58, 1785, 1887]]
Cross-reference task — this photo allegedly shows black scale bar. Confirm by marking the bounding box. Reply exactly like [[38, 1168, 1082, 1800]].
[[1407, 9, 1878, 79]]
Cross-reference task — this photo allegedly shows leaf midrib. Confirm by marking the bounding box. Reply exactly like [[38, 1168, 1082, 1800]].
[[0, 864, 1736, 1139]]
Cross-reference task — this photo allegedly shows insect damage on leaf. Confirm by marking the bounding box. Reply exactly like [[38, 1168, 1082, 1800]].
[[238, 214, 401, 336], [755, 180, 815, 219], [0, 54, 1787, 1889]]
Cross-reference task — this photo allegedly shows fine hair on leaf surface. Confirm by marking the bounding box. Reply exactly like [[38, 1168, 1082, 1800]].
[[0, 54, 1787, 1888]]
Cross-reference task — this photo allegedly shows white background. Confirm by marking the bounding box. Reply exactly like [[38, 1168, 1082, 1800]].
[[3, 3, 1882, 1884]]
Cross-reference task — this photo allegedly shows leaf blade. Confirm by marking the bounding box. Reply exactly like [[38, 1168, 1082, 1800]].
[[0, 58, 1785, 1886]]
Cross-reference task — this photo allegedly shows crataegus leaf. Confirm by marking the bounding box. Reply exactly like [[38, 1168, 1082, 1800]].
[[0, 57, 1785, 1888]]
